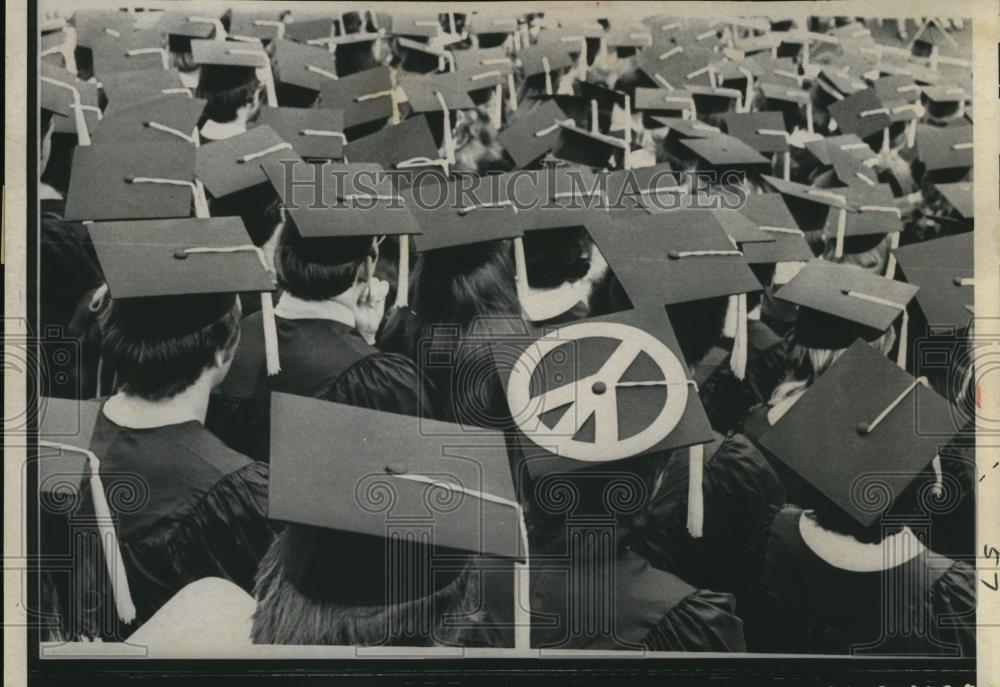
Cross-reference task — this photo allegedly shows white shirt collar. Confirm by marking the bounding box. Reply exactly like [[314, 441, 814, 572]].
[[798, 510, 926, 572], [200, 118, 247, 142], [274, 292, 355, 329]]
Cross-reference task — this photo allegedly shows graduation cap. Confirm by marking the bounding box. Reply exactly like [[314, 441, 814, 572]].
[[72, 9, 139, 50], [828, 87, 891, 141], [894, 232, 973, 333], [282, 16, 335, 44], [228, 9, 288, 43], [518, 43, 577, 97], [495, 306, 716, 536], [637, 45, 721, 91], [89, 216, 278, 371], [64, 142, 202, 221], [272, 39, 340, 93], [774, 259, 918, 364], [921, 84, 968, 120], [464, 12, 519, 38], [262, 159, 421, 307], [91, 29, 171, 75], [760, 339, 957, 527], [679, 133, 772, 178], [803, 133, 870, 168], [40, 29, 77, 73], [318, 65, 398, 132], [826, 144, 879, 188], [99, 68, 192, 105], [932, 181, 973, 221], [915, 123, 973, 182], [399, 71, 476, 114], [189, 38, 277, 108], [41, 68, 73, 119], [92, 94, 206, 146], [344, 115, 441, 169], [38, 396, 136, 624], [737, 193, 815, 267], [873, 74, 921, 105], [720, 111, 790, 154], [41, 62, 102, 145], [267, 392, 527, 635], [761, 174, 849, 231], [820, 184, 901, 258], [389, 13, 445, 39], [496, 100, 573, 169], [756, 80, 812, 131], [604, 163, 688, 215], [150, 10, 223, 57], [255, 106, 346, 161], [553, 121, 633, 170], [605, 23, 654, 50], [589, 209, 762, 378], [633, 87, 697, 119], [195, 125, 301, 200]]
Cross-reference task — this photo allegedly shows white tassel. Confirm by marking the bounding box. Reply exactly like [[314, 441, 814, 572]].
[[39, 441, 136, 624], [394, 235, 410, 308], [896, 308, 908, 370], [729, 293, 748, 380], [260, 292, 281, 376], [931, 454, 944, 498], [834, 207, 847, 259], [885, 232, 900, 279], [686, 443, 705, 538], [722, 294, 739, 338]]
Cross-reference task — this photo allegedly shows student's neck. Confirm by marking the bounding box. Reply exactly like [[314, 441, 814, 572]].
[[39, 182, 62, 200], [102, 376, 214, 429], [798, 510, 925, 572]]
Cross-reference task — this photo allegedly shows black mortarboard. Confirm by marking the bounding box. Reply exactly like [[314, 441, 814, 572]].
[[255, 106, 346, 161], [828, 88, 891, 140], [679, 133, 771, 177], [344, 115, 440, 168], [92, 95, 206, 145], [915, 123, 973, 178], [195, 125, 301, 199], [88, 216, 275, 339], [267, 392, 523, 607], [496, 100, 572, 169], [99, 69, 191, 105], [720, 111, 790, 154], [636, 44, 719, 91], [318, 65, 397, 131], [91, 29, 171, 75], [64, 142, 198, 221], [41, 62, 102, 140], [633, 88, 696, 118], [228, 10, 288, 43], [775, 259, 918, 349], [894, 232, 973, 333], [72, 9, 139, 50], [405, 175, 524, 253], [761, 174, 849, 231], [272, 39, 340, 92], [760, 339, 957, 527], [933, 181, 973, 220], [398, 71, 476, 114], [737, 193, 815, 265]]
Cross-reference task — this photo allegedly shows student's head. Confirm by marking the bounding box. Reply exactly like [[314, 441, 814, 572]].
[[97, 295, 242, 400], [251, 526, 496, 647], [274, 213, 375, 302], [195, 64, 264, 124], [524, 226, 592, 289], [452, 108, 513, 174], [822, 233, 891, 273]]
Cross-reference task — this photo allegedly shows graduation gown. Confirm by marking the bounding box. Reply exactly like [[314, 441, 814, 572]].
[[530, 542, 746, 651], [41, 407, 272, 641], [752, 506, 976, 655], [207, 312, 433, 461]]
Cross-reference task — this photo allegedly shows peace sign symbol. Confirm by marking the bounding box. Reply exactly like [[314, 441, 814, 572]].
[[506, 321, 689, 462]]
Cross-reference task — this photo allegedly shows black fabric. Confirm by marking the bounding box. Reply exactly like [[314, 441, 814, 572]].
[[40, 408, 273, 640], [207, 314, 434, 461], [751, 506, 976, 655]]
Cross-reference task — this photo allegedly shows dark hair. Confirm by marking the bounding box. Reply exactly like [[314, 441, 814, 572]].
[[524, 226, 592, 289], [381, 241, 523, 427], [251, 527, 503, 647], [666, 296, 729, 367], [195, 65, 262, 124], [98, 299, 241, 401], [274, 217, 371, 301]]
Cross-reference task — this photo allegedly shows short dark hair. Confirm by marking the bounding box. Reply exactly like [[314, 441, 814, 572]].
[[274, 217, 370, 301], [666, 296, 729, 367], [98, 299, 241, 401], [196, 66, 262, 124]]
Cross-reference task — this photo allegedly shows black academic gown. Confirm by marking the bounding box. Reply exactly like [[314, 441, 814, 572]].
[[529, 538, 746, 651], [41, 407, 272, 641], [751, 506, 976, 655], [207, 312, 433, 461]]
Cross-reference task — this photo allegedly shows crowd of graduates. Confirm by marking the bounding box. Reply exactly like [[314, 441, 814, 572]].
[[35, 6, 977, 655]]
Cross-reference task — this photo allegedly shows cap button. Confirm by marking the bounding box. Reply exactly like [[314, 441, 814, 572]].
[[385, 463, 408, 475], [856, 422, 870, 435], [668, 250, 681, 259], [952, 277, 964, 286], [173, 250, 189, 260]]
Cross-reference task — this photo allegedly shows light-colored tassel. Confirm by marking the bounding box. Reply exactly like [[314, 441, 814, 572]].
[[729, 293, 748, 380], [722, 293, 739, 338], [260, 292, 281, 376], [783, 151, 791, 180], [39, 441, 136, 624], [931, 454, 944, 498], [896, 308, 908, 370], [394, 235, 410, 308], [590, 99, 599, 135], [686, 443, 705, 538], [885, 231, 900, 279], [834, 207, 847, 259]]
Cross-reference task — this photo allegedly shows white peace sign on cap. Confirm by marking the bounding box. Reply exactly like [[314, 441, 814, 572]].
[[506, 321, 689, 462]]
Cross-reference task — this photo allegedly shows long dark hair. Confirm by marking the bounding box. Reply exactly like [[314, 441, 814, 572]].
[[381, 241, 523, 427]]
